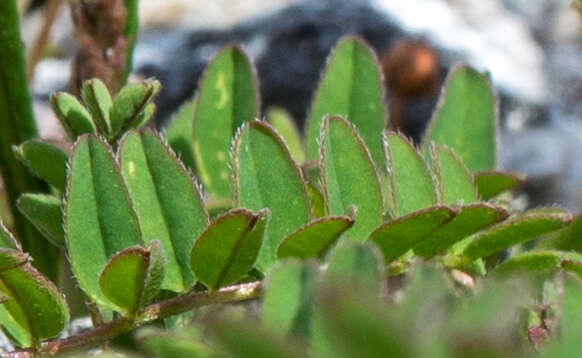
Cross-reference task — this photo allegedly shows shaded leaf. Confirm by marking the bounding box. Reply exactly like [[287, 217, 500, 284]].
[[99, 241, 166, 316], [193, 45, 259, 200], [17, 193, 65, 247], [190, 209, 266, 291], [50, 92, 96, 139], [233, 120, 310, 270], [262, 259, 318, 339], [119, 130, 208, 292], [462, 210, 571, 261], [490, 251, 562, 279], [320, 116, 383, 241], [267, 107, 305, 163], [165, 100, 197, 170], [306, 36, 387, 168], [432, 144, 476, 205], [65, 135, 142, 306], [324, 242, 384, 293], [81, 78, 113, 134], [13, 140, 68, 191], [277, 216, 354, 260], [474, 170, 523, 200], [414, 203, 508, 258], [422, 65, 497, 172], [307, 184, 326, 218], [137, 328, 218, 358], [536, 214, 582, 253], [0, 224, 69, 347], [384, 132, 436, 217], [369, 206, 455, 263]]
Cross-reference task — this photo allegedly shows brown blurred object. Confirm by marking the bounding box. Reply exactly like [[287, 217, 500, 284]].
[[69, 0, 127, 96], [573, 0, 582, 22], [27, 0, 65, 83], [382, 38, 440, 132]]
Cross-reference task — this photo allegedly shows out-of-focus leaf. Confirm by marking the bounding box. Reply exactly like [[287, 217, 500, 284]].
[[165, 100, 197, 170], [324, 242, 384, 293], [474, 170, 523, 200], [267, 107, 305, 163]]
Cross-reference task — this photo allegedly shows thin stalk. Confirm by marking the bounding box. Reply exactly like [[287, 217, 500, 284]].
[[122, 0, 139, 84], [4, 281, 263, 357], [0, 0, 59, 281]]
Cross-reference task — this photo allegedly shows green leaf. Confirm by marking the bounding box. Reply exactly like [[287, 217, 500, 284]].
[[414, 203, 508, 258], [560, 274, 582, 346], [432, 144, 477, 205], [462, 210, 571, 261], [474, 170, 523, 200], [110, 79, 161, 137], [119, 130, 208, 292], [190, 209, 266, 291], [0, 225, 69, 347], [266, 107, 305, 163], [193, 44, 260, 201], [65, 135, 142, 306], [138, 328, 218, 358], [13, 139, 68, 192], [307, 183, 326, 218], [537, 215, 582, 253], [490, 250, 562, 279], [277, 216, 354, 260], [233, 120, 310, 270], [165, 100, 197, 170], [17, 194, 65, 247], [262, 259, 318, 338], [49, 92, 96, 139], [306, 36, 387, 168], [325, 242, 384, 293], [422, 65, 497, 172], [99, 241, 166, 316], [384, 132, 437, 217], [81, 78, 113, 134], [369, 206, 455, 263], [320, 116, 383, 241]]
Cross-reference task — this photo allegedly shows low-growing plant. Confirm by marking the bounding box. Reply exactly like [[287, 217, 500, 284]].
[[0, 5, 582, 357]]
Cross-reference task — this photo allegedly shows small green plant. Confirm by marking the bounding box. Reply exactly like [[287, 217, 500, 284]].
[[1, 24, 582, 358]]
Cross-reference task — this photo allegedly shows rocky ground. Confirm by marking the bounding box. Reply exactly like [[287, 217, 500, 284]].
[[21, 0, 582, 212]]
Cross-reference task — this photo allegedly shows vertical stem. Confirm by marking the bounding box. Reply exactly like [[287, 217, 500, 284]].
[[0, 0, 59, 281], [122, 0, 139, 84]]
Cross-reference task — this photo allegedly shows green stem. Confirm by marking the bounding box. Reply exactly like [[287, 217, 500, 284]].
[[122, 0, 139, 84], [0, 0, 59, 281], [5, 281, 263, 357]]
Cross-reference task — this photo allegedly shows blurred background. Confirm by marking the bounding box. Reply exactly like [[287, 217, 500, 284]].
[[18, 0, 582, 212]]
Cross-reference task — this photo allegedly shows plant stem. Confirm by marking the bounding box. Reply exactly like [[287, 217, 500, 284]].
[[122, 0, 139, 84], [0, 0, 59, 281], [4, 281, 263, 357]]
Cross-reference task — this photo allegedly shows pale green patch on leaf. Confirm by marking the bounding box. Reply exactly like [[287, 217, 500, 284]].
[[384, 132, 437, 217], [13, 140, 68, 191], [369, 206, 455, 263], [474, 170, 523, 200], [233, 120, 310, 270], [262, 259, 318, 339], [325, 242, 384, 293], [99, 241, 166, 316], [17, 194, 64, 248], [422, 65, 497, 172], [81, 78, 113, 134], [190, 209, 267, 291], [119, 130, 208, 292], [277, 216, 354, 259], [165, 100, 197, 170], [320, 116, 383, 242], [306, 36, 387, 168], [414, 203, 508, 258], [267, 107, 305, 163], [50, 92, 96, 139], [65, 135, 142, 306], [193, 45, 260, 201], [462, 210, 571, 261], [432, 144, 477, 205]]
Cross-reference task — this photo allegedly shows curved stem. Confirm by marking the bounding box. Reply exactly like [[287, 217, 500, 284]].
[[3, 281, 262, 358]]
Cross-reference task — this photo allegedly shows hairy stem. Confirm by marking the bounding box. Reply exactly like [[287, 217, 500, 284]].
[[4, 281, 263, 357]]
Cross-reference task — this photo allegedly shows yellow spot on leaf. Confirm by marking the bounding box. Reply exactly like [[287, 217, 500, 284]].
[[215, 72, 229, 109], [193, 141, 212, 186]]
